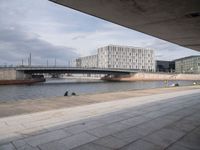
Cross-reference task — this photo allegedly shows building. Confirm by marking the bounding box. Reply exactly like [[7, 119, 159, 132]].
[[76, 45, 156, 71], [156, 60, 175, 72], [98, 45, 155, 71], [76, 55, 98, 68], [175, 56, 200, 73]]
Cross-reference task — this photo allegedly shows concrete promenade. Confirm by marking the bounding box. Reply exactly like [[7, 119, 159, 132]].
[[0, 87, 200, 149]]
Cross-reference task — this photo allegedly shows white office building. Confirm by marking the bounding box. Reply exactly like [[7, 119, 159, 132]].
[[76, 55, 98, 68], [98, 45, 155, 71], [76, 45, 156, 71]]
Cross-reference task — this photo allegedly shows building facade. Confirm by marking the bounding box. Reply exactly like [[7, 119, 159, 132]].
[[156, 60, 175, 72], [76, 55, 98, 68], [98, 45, 155, 71], [175, 56, 200, 73], [76, 45, 156, 71]]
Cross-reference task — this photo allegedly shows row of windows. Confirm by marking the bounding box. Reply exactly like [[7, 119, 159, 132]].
[[99, 51, 153, 56], [106, 46, 153, 53], [107, 64, 154, 69]]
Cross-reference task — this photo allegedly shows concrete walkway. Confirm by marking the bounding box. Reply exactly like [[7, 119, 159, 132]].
[[0, 88, 200, 150]]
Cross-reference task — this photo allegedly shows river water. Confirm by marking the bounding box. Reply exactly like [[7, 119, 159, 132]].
[[0, 78, 197, 102]]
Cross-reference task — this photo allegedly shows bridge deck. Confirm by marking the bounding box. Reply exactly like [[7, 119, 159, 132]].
[[15, 67, 138, 75]]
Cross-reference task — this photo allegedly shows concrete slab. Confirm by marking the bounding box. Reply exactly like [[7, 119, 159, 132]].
[[59, 132, 97, 150], [0, 143, 15, 150], [120, 140, 162, 150], [112, 127, 143, 143], [144, 128, 185, 148], [39, 141, 67, 150], [14, 129, 71, 147], [92, 135, 127, 149], [71, 143, 111, 150], [166, 144, 191, 150], [50, 0, 200, 51], [176, 127, 200, 150]]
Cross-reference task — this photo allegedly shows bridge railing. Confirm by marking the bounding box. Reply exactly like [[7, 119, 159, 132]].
[[15, 66, 141, 72]]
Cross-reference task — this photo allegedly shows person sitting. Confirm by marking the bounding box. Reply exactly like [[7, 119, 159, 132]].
[[71, 92, 76, 96], [64, 91, 68, 96]]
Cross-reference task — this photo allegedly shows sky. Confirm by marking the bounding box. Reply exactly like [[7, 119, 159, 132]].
[[0, 0, 199, 66]]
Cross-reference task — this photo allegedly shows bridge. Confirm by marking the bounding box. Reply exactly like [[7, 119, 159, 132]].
[[15, 66, 139, 75], [0, 66, 139, 80]]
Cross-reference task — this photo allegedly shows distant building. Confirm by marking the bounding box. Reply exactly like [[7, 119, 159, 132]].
[[175, 56, 200, 73], [76, 45, 156, 71], [156, 60, 175, 72], [76, 55, 98, 68], [98, 45, 155, 71]]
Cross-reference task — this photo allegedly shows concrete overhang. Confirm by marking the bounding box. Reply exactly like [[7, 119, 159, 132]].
[[50, 0, 200, 52]]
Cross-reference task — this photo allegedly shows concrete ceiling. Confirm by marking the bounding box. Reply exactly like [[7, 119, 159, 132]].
[[50, 0, 200, 52]]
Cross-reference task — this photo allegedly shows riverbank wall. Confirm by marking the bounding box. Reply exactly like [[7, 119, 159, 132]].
[[0, 68, 45, 85], [102, 72, 200, 81], [0, 68, 29, 80]]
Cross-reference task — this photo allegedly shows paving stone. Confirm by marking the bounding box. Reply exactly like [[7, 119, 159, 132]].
[[12, 139, 26, 149], [177, 127, 200, 150], [165, 119, 197, 133], [71, 143, 111, 150], [144, 128, 185, 148], [39, 141, 67, 150], [64, 121, 104, 134], [0, 143, 15, 150], [170, 109, 196, 118], [162, 113, 185, 122], [134, 117, 174, 136], [97, 114, 126, 124], [141, 110, 167, 119], [17, 144, 40, 150], [166, 144, 191, 150], [112, 127, 143, 143], [0, 133, 24, 145], [14, 129, 70, 147], [120, 140, 162, 150], [93, 135, 127, 149], [17, 127, 49, 137], [159, 106, 180, 114], [119, 110, 141, 118], [86, 122, 130, 138], [183, 115, 200, 127], [59, 132, 97, 150], [120, 115, 150, 127]]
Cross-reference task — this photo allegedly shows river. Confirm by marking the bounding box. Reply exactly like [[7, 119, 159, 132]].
[[0, 78, 197, 102]]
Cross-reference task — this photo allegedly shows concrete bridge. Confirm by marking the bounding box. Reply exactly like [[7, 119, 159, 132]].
[[0, 67, 139, 80], [15, 67, 138, 75]]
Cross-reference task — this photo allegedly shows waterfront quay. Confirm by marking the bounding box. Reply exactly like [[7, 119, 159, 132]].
[[0, 86, 200, 150]]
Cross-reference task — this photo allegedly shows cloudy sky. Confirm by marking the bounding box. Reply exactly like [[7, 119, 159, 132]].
[[0, 0, 199, 66]]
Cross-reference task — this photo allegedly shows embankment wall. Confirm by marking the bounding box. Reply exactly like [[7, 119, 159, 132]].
[[0, 69, 17, 80], [0, 68, 30, 80], [105, 72, 200, 81]]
